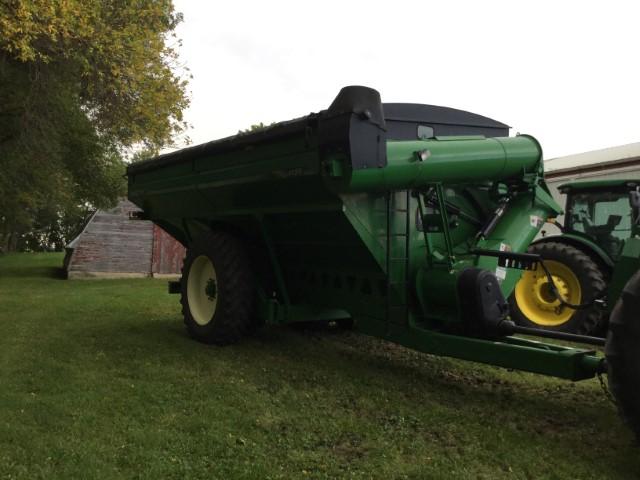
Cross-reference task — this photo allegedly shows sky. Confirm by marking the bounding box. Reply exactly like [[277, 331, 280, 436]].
[[171, 0, 640, 160]]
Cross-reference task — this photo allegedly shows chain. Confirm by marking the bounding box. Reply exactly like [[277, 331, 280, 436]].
[[597, 360, 617, 406]]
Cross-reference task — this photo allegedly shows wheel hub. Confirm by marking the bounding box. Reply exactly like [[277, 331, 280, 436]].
[[531, 274, 569, 311], [205, 278, 217, 301], [514, 259, 582, 327]]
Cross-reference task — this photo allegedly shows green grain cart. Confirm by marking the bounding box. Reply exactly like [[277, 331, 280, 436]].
[[127, 87, 640, 439]]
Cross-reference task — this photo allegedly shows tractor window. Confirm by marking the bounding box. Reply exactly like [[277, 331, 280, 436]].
[[566, 191, 632, 258]]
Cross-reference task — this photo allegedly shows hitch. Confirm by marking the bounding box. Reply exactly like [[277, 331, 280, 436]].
[[168, 280, 181, 294]]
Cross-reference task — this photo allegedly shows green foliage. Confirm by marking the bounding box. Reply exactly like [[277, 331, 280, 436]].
[[18, 205, 94, 253], [0, 58, 127, 251], [0, 0, 189, 251], [129, 148, 159, 164], [238, 122, 275, 134], [0, 0, 189, 147]]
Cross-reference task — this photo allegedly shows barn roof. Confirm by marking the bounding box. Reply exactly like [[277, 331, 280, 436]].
[[544, 142, 640, 174]]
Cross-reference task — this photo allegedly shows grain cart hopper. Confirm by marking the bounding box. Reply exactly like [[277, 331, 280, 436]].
[[127, 87, 640, 440], [510, 179, 640, 336]]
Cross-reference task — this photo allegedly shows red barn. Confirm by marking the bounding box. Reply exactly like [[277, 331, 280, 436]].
[[63, 199, 185, 279]]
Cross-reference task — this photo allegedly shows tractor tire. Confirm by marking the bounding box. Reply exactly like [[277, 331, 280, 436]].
[[509, 241, 606, 335], [605, 270, 640, 442], [180, 231, 255, 345]]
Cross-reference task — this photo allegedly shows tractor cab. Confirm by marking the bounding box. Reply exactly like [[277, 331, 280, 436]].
[[559, 179, 640, 261]]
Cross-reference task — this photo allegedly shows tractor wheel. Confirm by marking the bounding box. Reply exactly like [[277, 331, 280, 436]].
[[509, 241, 605, 335], [180, 231, 255, 345], [605, 270, 640, 441]]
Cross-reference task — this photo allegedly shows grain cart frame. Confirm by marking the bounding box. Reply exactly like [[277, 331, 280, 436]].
[[127, 87, 640, 439]]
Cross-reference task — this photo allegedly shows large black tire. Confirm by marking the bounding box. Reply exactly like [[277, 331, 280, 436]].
[[605, 270, 640, 442], [509, 241, 606, 335], [180, 231, 255, 345]]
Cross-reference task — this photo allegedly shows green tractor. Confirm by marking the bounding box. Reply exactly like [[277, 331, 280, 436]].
[[510, 179, 640, 335]]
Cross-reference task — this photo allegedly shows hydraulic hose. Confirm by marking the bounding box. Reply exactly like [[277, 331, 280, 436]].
[[538, 259, 605, 311]]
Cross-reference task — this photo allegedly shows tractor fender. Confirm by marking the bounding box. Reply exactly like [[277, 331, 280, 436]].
[[531, 233, 614, 271]]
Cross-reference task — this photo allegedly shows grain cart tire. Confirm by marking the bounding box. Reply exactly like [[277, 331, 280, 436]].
[[180, 231, 255, 345], [509, 241, 605, 335], [605, 270, 640, 442]]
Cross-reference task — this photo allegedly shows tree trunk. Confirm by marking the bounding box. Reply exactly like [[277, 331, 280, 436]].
[[9, 232, 18, 252], [0, 232, 11, 253]]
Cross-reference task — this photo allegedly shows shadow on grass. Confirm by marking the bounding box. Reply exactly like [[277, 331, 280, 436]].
[[33, 312, 640, 477], [87, 315, 616, 421], [0, 264, 66, 280]]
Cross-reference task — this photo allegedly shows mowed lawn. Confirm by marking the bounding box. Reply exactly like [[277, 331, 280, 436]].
[[0, 253, 638, 479]]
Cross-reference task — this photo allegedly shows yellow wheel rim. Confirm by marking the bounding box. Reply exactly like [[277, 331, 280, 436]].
[[514, 260, 582, 327], [187, 255, 218, 326]]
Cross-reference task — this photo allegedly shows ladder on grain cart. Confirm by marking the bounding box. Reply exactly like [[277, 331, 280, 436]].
[[385, 190, 411, 328]]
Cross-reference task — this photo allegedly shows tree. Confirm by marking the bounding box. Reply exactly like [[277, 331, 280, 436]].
[[0, 0, 190, 252], [238, 122, 275, 135]]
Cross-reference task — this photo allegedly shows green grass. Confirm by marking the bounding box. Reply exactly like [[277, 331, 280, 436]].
[[0, 253, 638, 479]]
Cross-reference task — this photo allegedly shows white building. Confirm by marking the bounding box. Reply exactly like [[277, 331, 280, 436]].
[[545, 142, 640, 199], [541, 143, 640, 235]]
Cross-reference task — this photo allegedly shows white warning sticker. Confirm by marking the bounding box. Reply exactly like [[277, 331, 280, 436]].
[[495, 243, 510, 283], [530, 215, 544, 228], [499, 242, 511, 252]]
